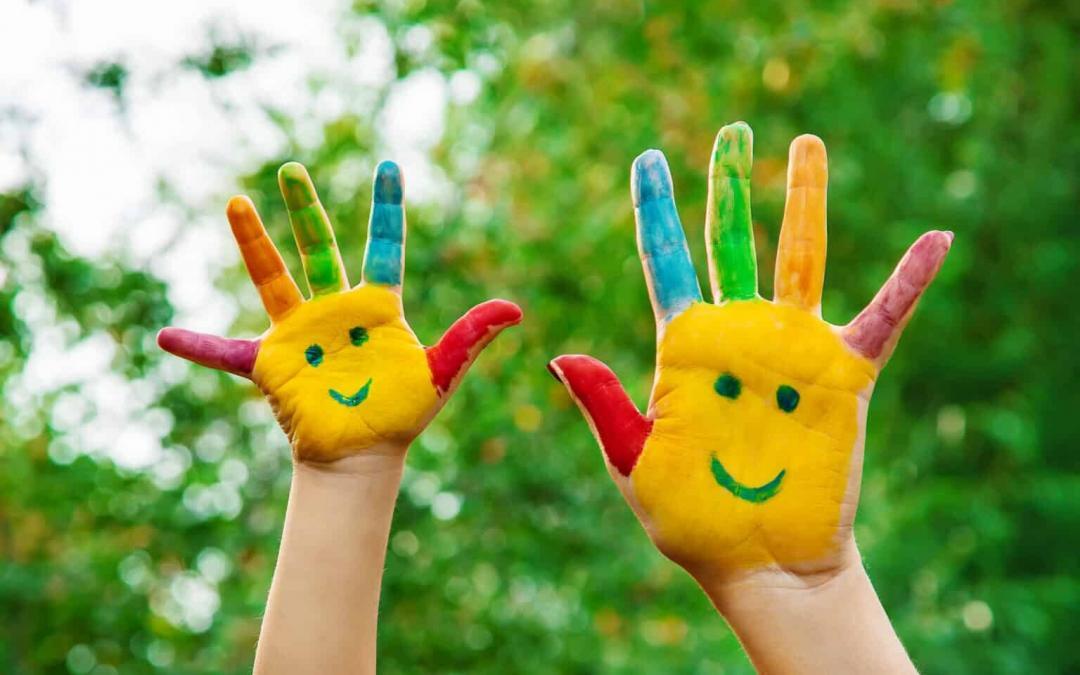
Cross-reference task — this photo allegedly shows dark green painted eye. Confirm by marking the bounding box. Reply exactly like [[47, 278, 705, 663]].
[[776, 385, 800, 412], [714, 373, 741, 399], [349, 326, 369, 347], [305, 344, 324, 367]]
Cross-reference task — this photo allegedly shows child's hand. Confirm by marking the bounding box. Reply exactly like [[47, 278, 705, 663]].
[[549, 123, 951, 585], [159, 162, 520, 672], [159, 161, 521, 463]]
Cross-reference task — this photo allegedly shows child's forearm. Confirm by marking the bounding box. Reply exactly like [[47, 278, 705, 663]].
[[701, 541, 916, 675], [253, 449, 405, 675]]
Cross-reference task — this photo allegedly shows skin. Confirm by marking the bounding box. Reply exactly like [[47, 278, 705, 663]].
[[550, 123, 952, 673], [158, 161, 521, 674]]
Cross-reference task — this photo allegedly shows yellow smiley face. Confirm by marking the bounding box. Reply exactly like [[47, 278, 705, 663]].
[[253, 285, 438, 462], [630, 299, 876, 572]]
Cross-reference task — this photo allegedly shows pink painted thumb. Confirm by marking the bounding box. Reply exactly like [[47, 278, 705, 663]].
[[157, 328, 259, 378]]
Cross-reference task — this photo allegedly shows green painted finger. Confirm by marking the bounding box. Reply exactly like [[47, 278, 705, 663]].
[[278, 162, 348, 296], [705, 122, 759, 302]]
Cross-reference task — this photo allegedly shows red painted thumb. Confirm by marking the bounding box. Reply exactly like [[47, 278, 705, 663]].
[[426, 299, 523, 396], [548, 355, 652, 476]]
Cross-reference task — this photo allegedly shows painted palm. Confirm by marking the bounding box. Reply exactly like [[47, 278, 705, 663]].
[[159, 162, 521, 462], [550, 123, 952, 580]]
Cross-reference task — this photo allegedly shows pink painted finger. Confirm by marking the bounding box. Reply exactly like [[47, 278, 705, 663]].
[[842, 230, 954, 365], [157, 328, 259, 378], [426, 299, 523, 396], [547, 355, 652, 476]]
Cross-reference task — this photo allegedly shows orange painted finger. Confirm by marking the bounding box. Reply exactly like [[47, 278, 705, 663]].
[[774, 134, 828, 313], [226, 196, 303, 321]]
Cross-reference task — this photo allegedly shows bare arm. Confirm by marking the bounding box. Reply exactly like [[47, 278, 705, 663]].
[[702, 542, 915, 674], [254, 451, 404, 675]]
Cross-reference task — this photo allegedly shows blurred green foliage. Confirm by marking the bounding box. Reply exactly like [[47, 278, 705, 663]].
[[2, 1, 1078, 673]]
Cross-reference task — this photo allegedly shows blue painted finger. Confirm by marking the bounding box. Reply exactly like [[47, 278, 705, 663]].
[[632, 149, 703, 321], [362, 160, 406, 288]]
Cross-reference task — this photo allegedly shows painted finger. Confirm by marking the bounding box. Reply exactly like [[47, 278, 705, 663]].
[[157, 328, 259, 378], [278, 162, 349, 297], [842, 231, 954, 366], [706, 121, 758, 303], [362, 161, 406, 290], [774, 134, 828, 313], [426, 299, 523, 396], [226, 196, 303, 321], [547, 355, 652, 477], [632, 149, 703, 322]]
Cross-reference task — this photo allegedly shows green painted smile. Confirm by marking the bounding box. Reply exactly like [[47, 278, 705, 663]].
[[329, 378, 373, 407], [710, 456, 785, 503]]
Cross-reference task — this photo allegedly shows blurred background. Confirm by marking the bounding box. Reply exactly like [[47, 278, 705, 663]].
[[1, 0, 1077, 673]]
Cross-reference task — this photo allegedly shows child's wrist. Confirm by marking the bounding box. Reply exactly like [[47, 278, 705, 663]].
[[698, 538, 863, 618], [694, 539, 915, 673], [293, 442, 410, 477], [286, 448, 406, 546], [692, 535, 863, 612]]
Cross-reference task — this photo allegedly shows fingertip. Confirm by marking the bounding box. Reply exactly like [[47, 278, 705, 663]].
[[917, 230, 955, 261], [791, 133, 825, 155], [463, 299, 524, 337], [226, 195, 254, 219], [547, 354, 592, 388], [488, 299, 524, 327], [547, 354, 602, 382], [225, 195, 260, 238], [787, 134, 828, 188], [373, 161, 404, 205], [156, 327, 184, 354], [892, 232, 954, 295], [545, 358, 564, 384], [932, 230, 954, 255], [277, 161, 307, 183], [713, 121, 754, 178], [548, 353, 583, 372], [631, 149, 673, 207], [277, 162, 316, 210], [547, 354, 575, 383]]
